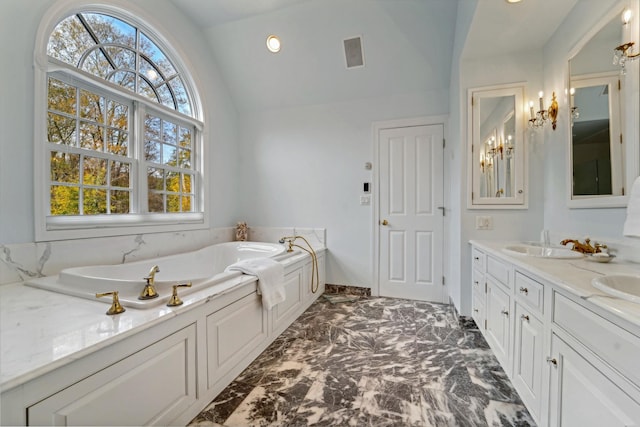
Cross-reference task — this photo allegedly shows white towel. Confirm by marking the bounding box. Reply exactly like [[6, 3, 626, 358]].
[[225, 258, 285, 310], [624, 176, 640, 237]]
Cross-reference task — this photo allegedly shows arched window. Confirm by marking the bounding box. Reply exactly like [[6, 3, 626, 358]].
[[36, 8, 204, 240]]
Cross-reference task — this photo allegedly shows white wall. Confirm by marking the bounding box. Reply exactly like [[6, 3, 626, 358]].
[[236, 92, 446, 286], [0, 0, 240, 245]]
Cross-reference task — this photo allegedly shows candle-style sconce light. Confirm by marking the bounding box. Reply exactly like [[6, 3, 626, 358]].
[[528, 91, 559, 130], [613, 9, 639, 74]]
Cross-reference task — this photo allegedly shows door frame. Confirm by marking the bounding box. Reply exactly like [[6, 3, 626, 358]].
[[372, 115, 448, 299]]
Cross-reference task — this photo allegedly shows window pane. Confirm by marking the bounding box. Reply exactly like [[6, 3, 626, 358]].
[[140, 58, 162, 85], [166, 171, 179, 192], [80, 48, 114, 79], [107, 100, 128, 129], [139, 32, 176, 77], [83, 188, 107, 214], [181, 195, 192, 212], [50, 152, 80, 183], [48, 78, 76, 114], [147, 167, 164, 190], [170, 77, 192, 116], [145, 115, 161, 139], [51, 185, 79, 215], [162, 121, 177, 144], [110, 161, 130, 188], [79, 122, 104, 151], [107, 129, 128, 155], [80, 90, 104, 124], [47, 15, 93, 67], [162, 144, 177, 165], [83, 156, 108, 185], [82, 13, 136, 48], [178, 148, 191, 168], [105, 46, 135, 70], [148, 192, 164, 212], [110, 190, 130, 213], [109, 70, 136, 92], [167, 194, 180, 212], [48, 113, 76, 145], [182, 173, 192, 193], [145, 141, 161, 163], [138, 77, 158, 102], [155, 84, 174, 110], [178, 127, 191, 148]]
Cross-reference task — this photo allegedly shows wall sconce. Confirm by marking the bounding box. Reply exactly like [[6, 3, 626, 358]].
[[569, 88, 579, 121], [505, 135, 514, 157], [528, 91, 559, 130], [613, 9, 639, 73]]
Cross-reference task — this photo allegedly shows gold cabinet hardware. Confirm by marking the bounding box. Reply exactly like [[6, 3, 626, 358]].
[[519, 287, 529, 295], [546, 357, 558, 366], [96, 291, 126, 315], [167, 282, 192, 307], [380, 219, 389, 226], [501, 309, 509, 316], [521, 314, 530, 321]]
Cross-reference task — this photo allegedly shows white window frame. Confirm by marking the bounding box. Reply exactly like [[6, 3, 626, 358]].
[[34, 1, 207, 241]]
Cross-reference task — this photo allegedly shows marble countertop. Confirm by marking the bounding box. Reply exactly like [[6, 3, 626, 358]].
[[0, 249, 321, 392], [470, 240, 640, 331]]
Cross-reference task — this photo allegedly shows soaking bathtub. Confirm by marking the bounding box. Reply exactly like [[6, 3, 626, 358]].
[[26, 241, 289, 309]]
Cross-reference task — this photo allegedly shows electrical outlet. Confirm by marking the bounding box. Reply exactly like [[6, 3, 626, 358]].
[[475, 215, 493, 230]]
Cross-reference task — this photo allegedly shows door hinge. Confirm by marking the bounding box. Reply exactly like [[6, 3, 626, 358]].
[[442, 276, 445, 286], [622, 187, 625, 196], [485, 282, 487, 293], [620, 133, 623, 144], [618, 79, 621, 91], [484, 319, 487, 329], [443, 138, 446, 148]]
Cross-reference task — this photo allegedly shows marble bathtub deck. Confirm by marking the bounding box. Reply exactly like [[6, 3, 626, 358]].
[[189, 295, 535, 426]]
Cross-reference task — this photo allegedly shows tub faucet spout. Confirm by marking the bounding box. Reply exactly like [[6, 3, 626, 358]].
[[140, 265, 160, 300]]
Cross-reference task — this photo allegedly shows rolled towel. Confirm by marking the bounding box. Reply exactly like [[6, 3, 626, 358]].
[[225, 258, 285, 310], [624, 176, 640, 237]]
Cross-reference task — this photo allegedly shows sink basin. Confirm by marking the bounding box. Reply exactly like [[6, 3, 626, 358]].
[[502, 245, 584, 259], [592, 275, 640, 304]]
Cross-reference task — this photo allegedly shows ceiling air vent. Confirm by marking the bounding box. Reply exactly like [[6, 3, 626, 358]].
[[343, 36, 365, 69]]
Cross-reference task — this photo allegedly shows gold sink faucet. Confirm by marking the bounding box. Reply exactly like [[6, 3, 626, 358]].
[[560, 238, 607, 254], [139, 265, 160, 300]]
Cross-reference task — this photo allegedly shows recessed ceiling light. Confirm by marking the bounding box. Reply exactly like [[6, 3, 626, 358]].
[[266, 35, 281, 53], [506, 0, 522, 3]]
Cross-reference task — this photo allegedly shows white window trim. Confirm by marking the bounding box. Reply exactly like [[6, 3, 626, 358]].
[[34, 0, 208, 241]]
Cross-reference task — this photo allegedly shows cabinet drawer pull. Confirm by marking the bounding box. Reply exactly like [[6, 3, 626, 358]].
[[519, 286, 529, 295], [474, 256, 480, 261], [473, 309, 479, 313], [546, 357, 558, 366], [521, 314, 529, 321], [501, 309, 509, 316], [474, 280, 479, 286]]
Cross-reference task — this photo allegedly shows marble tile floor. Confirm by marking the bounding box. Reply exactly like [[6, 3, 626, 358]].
[[188, 295, 535, 427]]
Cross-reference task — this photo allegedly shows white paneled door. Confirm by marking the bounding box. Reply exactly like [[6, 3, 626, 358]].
[[378, 124, 444, 302]]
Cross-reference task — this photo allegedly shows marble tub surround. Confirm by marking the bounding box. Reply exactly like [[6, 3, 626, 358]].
[[473, 240, 640, 327], [324, 283, 371, 296], [0, 247, 323, 392], [189, 296, 534, 426], [0, 227, 326, 287]]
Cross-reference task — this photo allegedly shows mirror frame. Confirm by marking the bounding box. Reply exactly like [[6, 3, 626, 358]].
[[467, 83, 527, 209], [566, 1, 640, 208]]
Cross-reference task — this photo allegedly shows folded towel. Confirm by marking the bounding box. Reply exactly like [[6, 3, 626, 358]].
[[225, 258, 285, 310], [624, 176, 640, 237]]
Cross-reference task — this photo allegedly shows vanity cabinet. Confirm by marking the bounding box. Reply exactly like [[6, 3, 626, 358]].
[[470, 242, 640, 426], [28, 324, 197, 426], [471, 248, 486, 330]]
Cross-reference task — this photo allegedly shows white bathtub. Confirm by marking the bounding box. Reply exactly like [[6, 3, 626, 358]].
[[26, 241, 287, 309]]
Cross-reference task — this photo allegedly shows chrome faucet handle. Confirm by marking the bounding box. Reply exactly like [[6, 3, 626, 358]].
[[96, 291, 126, 315], [167, 282, 192, 307]]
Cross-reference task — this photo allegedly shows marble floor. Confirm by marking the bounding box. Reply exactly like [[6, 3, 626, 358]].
[[188, 294, 535, 426]]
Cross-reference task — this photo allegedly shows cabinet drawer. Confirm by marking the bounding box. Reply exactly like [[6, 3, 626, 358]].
[[472, 268, 484, 293], [514, 271, 544, 314], [472, 247, 486, 272], [487, 255, 511, 289], [553, 292, 640, 387]]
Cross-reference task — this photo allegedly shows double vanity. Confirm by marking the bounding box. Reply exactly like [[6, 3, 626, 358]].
[[470, 240, 640, 427]]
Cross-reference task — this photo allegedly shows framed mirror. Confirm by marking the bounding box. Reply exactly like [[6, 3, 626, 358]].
[[468, 84, 526, 208], [567, 4, 638, 208]]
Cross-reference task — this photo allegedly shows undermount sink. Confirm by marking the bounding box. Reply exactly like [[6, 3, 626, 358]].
[[592, 275, 640, 304], [502, 244, 584, 259]]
